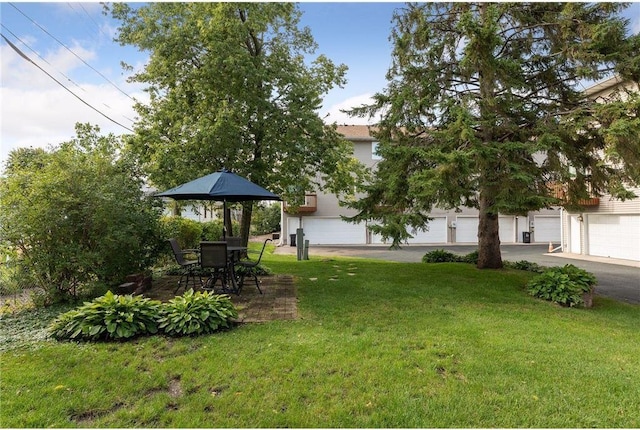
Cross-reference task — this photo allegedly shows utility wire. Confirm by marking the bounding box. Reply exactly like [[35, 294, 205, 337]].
[[9, 2, 136, 102], [78, 2, 113, 42], [1, 33, 134, 133], [1, 23, 86, 93]]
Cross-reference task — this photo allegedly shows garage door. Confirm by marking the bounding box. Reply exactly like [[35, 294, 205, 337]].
[[456, 216, 516, 243], [302, 218, 367, 245], [455, 217, 478, 243], [407, 217, 448, 244], [534, 216, 561, 243], [587, 214, 640, 261], [499, 217, 516, 243]]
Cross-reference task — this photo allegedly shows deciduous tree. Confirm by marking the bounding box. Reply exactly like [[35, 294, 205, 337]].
[[111, 2, 364, 245]]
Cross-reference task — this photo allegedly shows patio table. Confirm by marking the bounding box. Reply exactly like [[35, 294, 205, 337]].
[[200, 241, 247, 295]]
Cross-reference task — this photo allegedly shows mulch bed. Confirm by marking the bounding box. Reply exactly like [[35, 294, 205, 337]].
[[144, 274, 298, 323]]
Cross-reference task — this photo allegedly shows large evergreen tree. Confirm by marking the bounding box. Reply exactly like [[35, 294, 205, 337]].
[[348, 2, 640, 268], [111, 2, 364, 245]]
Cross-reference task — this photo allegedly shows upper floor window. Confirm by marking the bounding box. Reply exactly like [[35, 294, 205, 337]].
[[372, 141, 382, 160]]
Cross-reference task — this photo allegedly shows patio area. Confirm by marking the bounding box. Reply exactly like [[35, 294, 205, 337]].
[[144, 274, 298, 323]]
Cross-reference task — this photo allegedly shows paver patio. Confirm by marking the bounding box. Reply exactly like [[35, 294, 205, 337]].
[[145, 274, 298, 323]]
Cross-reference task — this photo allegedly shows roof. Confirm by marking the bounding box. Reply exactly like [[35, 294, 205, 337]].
[[335, 124, 378, 141], [583, 75, 624, 98]]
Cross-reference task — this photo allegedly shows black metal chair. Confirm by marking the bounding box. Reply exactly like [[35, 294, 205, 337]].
[[236, 238, 272, 294], [200, 241, 234, 294], [168, 238, 202, 293]]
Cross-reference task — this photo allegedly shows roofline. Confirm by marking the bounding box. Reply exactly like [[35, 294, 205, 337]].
[[583, 75, 623, 97]]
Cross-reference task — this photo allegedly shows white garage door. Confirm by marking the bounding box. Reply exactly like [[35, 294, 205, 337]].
[[534, 216, 561, 243], [587, 215, 640, 261], [499, 217, 516, 243], [456, 217, 478, 243], [456, 216, 516, 243], [371, 218, 448, 244], [302, 218, 367, 245], [407, 217, 448, 244]]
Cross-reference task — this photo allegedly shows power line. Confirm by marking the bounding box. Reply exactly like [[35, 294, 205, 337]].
[[1, 23, 86, 93], [8, 2, 136, 102], [1, 33, 134, 133]]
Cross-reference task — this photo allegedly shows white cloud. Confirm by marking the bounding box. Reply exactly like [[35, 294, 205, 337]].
[[1, 40, 146, 166], [320, 93, 382, 125]]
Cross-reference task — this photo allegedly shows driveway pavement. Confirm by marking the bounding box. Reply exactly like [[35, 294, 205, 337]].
[[275, 244, 640, 305]]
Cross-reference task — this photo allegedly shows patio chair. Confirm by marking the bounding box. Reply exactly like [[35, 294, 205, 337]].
[[200, 241, 234, 294], [236, 238, 272, 294], [222, 236, 242, 247], [169, 238, 202, 293]]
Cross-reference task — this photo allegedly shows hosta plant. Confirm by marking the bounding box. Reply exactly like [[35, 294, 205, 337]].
[[527, 264, 597, 308], [157, 289, 238, 336], [422, 249, 462, 263], [49, 291, 161, 341]]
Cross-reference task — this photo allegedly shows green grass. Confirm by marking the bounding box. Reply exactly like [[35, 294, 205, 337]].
[[1, 250, 639, 428]]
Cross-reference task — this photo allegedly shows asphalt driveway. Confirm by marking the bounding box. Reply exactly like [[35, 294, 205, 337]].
[[278, 244, 639, 305]]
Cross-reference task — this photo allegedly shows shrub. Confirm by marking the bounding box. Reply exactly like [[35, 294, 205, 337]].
[[157, 289, 238, 336], [422, 249, 463, 263], [201, 220, 225, 241], [527, 264, 597, 307], [160, 216, 203, 250], [504, 260, 546, 273], [461, 250, 479, 264], [0, 125, 164, 301], [49, 291, 162, 341]]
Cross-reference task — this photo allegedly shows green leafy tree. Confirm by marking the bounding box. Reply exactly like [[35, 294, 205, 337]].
[[0, 123, 164, 302], [348, 3, 640, 268], [111, 2, 366, 246], [251, 202, 281, 235]]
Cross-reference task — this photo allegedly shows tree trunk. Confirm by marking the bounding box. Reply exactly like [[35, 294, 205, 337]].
[[224, 207, 233, 238], [477, 189, 503, 269], [171, 201, 181, 216], [240, 201, 253, 247]]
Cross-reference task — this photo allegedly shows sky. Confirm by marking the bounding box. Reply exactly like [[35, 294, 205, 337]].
[[1, 2, 640, 167]]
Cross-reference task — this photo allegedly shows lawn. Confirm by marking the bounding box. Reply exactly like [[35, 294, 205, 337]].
[[1, 250, 639, 428]]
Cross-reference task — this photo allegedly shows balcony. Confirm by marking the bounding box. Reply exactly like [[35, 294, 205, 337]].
[[549, 183, 600, 207], [283, 193, 318, 214]]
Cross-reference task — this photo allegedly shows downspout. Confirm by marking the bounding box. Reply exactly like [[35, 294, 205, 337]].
[[559, 207, 564, 252], [278, 201, 284, 247]]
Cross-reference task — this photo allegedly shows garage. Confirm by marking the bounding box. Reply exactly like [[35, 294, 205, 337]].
[[455, 217, 478, 243], [455, 216, 517, 243], [297, 217, 367, 245], [407, 217, 448, 244], [533, 216, 561, 243], [587, 214, 640, 261], [499, 216, 516, 243]]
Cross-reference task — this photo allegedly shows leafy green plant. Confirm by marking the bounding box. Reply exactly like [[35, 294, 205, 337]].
[[49, 291, 162, 341], [0, 125, 164, 301], [160, 216, 203, 250], [251, 202, 281, 235], [422, 249, 462, 263], [157, 289, 237, 336], [527, 264, 597, 307], [461, 250, 479, 264], [504, 260, 546, 273]]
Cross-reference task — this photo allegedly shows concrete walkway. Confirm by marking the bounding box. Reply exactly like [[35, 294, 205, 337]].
[[275, 243, 640, 305]]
